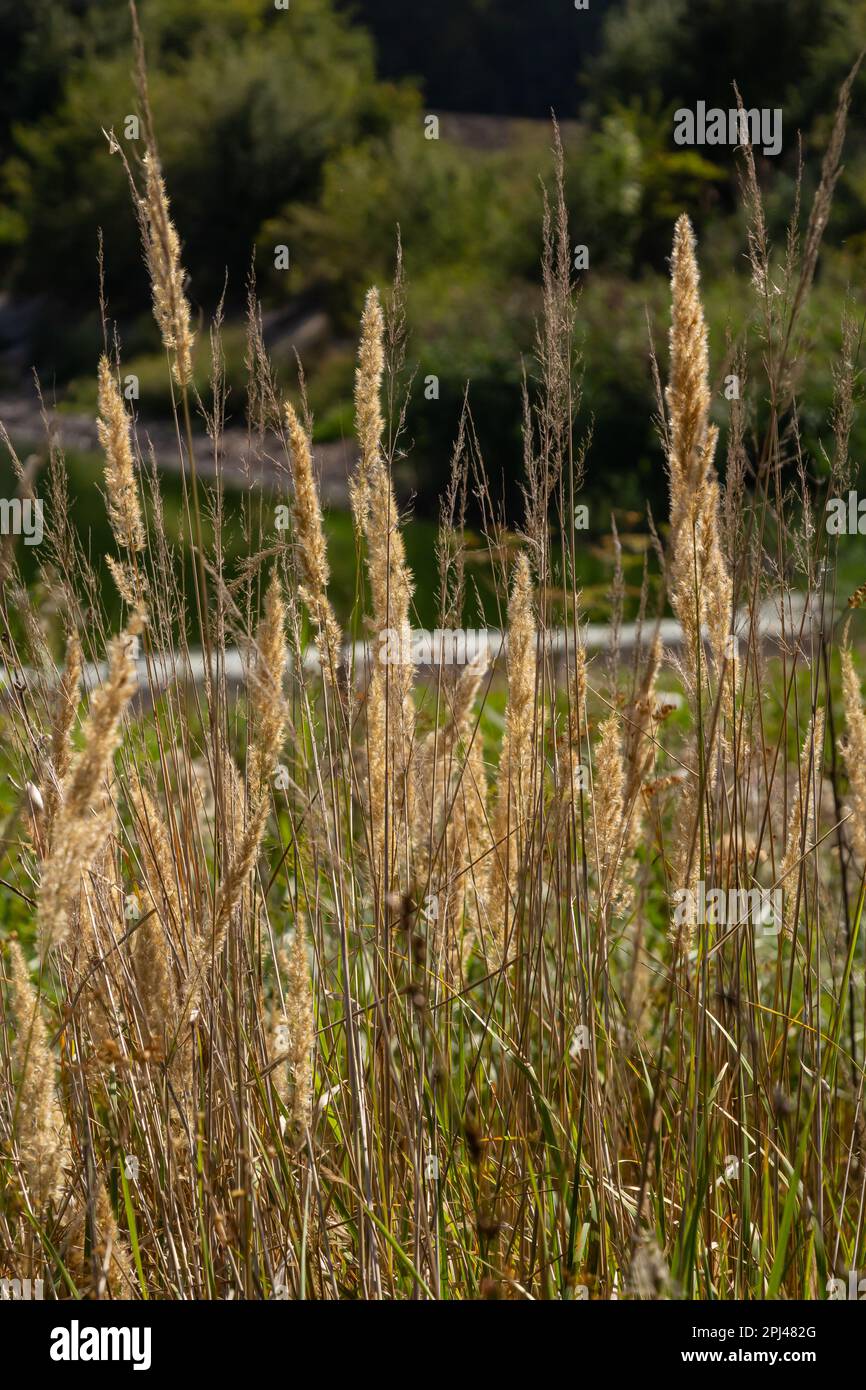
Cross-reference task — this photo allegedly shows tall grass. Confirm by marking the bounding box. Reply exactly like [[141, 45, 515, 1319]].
[[0, 31, 864, 1299]]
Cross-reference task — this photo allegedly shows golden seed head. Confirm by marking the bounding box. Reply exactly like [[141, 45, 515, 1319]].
[[97, 355, 145, 553], [285, 402, 341, 679], [140, 153, 194, 387]]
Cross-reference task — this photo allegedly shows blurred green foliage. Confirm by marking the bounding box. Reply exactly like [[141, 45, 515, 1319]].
[[0, 0, 864, 524], [0, 0, 411, 312]]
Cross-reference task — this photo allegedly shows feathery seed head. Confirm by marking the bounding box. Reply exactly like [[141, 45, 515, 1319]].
[[350, 287, 386, 533], [140, 153, 194, 388], [38, 616, 142, 956], [667, 214, 711, 488], [43, 630, 82, 844], [97, 355, 145, 553], [7, 942, 68, 1209], [285, 402, 341, 679]]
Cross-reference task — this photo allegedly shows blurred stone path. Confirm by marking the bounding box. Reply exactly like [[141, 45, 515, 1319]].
[[0, 393, 356, 505]]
